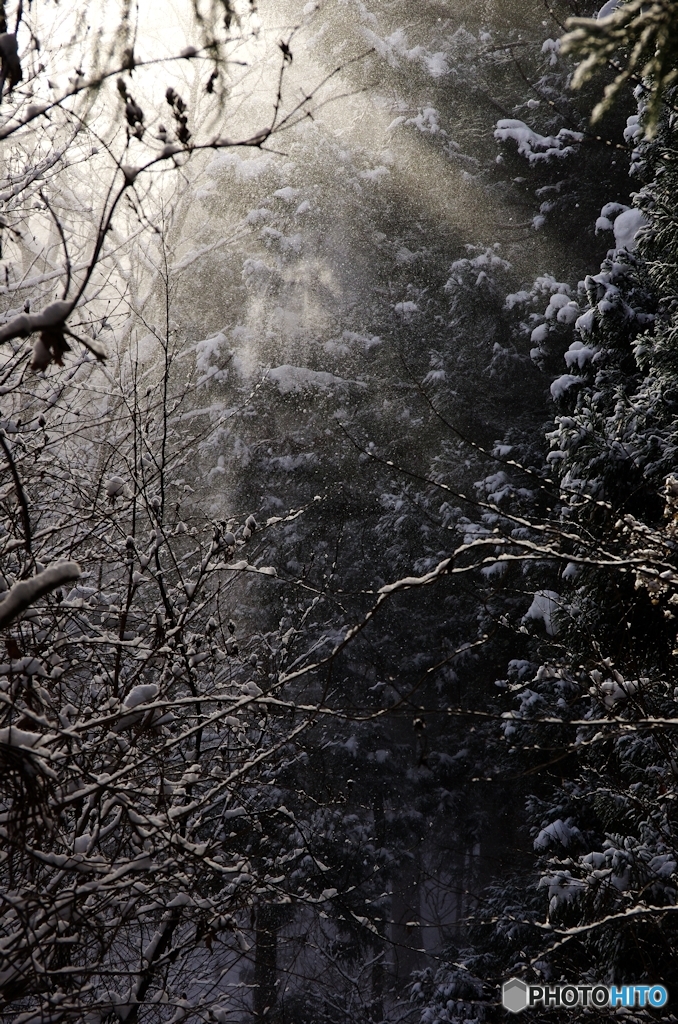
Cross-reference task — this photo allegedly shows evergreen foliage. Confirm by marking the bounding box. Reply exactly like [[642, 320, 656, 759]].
[[415, 18, 678, 1022]]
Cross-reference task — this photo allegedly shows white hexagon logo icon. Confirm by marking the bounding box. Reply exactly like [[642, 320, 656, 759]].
[[502, 978, 528, 1013]]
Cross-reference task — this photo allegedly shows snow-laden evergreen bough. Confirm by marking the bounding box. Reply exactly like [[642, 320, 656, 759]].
[[505, 94, 678, 1002], [412, 14, 678, 1024]]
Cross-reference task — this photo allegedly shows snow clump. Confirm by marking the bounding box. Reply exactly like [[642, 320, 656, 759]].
[[494, 119, 583, 163], [524, 590, 561, 635]]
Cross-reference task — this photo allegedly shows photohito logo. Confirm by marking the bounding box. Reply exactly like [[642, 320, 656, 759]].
[[501, 979, 668, 1013]]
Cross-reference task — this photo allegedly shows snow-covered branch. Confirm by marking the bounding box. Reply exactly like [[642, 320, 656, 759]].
[[0, 560, 80, 628]]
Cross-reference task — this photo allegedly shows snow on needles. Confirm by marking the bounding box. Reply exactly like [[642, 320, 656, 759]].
[[596, 202, 648, 251], [550, 374, 582, 400]]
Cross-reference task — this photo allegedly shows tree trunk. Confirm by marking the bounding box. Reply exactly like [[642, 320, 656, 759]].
[[390, 851, 424, 990], [254, 905, 278, 1021], [370, 791, 386, 1023]]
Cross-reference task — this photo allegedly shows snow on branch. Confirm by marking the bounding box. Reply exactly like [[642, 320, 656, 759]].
[[0, 561, 80, 628], [494, 119, 584, 163], [0, 300, 107, 368], [0, 300, 73, 344]]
